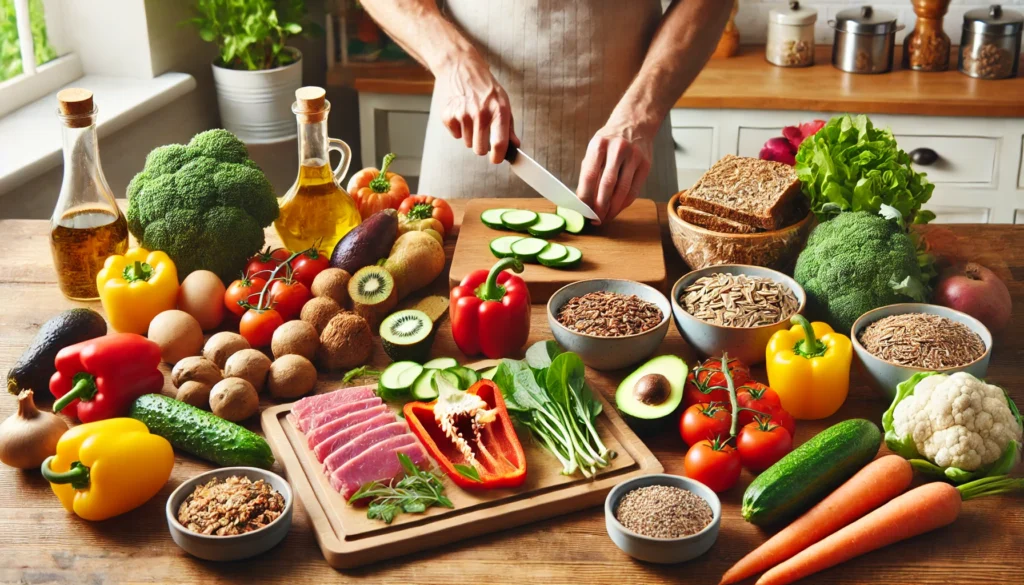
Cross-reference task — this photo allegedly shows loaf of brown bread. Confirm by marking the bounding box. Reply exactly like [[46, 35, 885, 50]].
[[677, 205, 760, 234], [680, 155, 801, 231]]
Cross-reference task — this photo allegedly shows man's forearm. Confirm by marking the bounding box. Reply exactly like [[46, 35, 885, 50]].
[[359, 0, 479, 74]]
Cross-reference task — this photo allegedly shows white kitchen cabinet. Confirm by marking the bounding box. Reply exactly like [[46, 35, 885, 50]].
[[357, 93, 431, 191]]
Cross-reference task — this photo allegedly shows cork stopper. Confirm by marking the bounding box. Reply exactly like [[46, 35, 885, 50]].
[[293, 86, 328, 123], [57, 88, 95, 128]]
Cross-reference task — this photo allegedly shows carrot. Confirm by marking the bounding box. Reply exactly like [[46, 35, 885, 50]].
[[719, 455, 913, 585]]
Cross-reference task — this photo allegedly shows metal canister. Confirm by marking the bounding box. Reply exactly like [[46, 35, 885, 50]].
[[958, 4, 1023, 79], [830, 6, 903, 73]]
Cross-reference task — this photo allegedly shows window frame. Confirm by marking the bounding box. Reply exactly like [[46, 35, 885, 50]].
[[1, 0, 77, 117]]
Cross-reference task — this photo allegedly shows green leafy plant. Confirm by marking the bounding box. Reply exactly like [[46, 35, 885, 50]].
[[349, 453, 454, 524], [187, 0, 320, 71], [1, 0, 58, 82]]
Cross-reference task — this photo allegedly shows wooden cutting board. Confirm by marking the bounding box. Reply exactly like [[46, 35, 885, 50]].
[[449, 198, 667, 302], [261, 362, 662, 569]]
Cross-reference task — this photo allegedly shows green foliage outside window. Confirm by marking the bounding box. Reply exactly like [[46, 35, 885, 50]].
[[0, 0, 57, 83]]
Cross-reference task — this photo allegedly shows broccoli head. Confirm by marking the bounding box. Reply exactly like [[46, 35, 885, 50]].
[[794, 211, 927, 332], [126, 129, 279, 281]]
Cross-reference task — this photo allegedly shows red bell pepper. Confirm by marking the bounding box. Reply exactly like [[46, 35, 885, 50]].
[[450, 257, 530, 358], [403, 380, 527, 490], [50, 333, 164, 422]]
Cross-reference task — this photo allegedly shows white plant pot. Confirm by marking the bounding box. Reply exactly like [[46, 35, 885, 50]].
[[211, 48, 303, 144]]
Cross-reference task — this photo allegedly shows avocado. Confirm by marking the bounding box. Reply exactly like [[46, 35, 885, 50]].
[[7, 308, 107, 399], [615, 355, 688, 435], [330, 208, 398, 274]]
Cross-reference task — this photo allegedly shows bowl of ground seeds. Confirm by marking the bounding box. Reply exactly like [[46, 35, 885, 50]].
[[605, 474, 721, 564], [852, 303, 992, 400]]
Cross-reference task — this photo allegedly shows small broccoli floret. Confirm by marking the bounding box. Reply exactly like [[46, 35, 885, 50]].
[[794, 211, 926, 332], [188, 129, 250, 165]]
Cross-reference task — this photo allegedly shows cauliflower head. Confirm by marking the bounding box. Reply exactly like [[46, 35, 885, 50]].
[[883, 371, 1023, 483]]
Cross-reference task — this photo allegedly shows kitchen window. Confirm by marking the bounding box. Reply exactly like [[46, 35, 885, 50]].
[[0, 0, 80, 118]]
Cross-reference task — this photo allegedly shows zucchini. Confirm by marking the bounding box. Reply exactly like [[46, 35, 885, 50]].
[[501, 209, 539, 231], [527, 213, 566, 238], [422, 357, 458, 370], [742, 419, 882, 527], [480, 208, 511, 229], [556, 206, 586, 234], [550, 245, 582, 269], [379, 361, 423, 396], [489, 236, 523, 259], [129, 394, 275, 468], [537, 242, 568, 266], [509, 237, 549, 262]]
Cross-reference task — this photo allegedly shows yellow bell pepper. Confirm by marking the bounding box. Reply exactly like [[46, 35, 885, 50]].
[[40, 418, 174, 521], [766, 315, 852, 420], [96, 247, 178, 334]]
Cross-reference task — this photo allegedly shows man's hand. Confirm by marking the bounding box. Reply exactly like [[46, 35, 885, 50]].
[[437, 52, 519, 164], [576, 118, 653, 225]]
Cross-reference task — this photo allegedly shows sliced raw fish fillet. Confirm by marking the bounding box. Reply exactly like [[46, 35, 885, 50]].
[[330, 436, 428, 499], [323, 423, 411, 473], [306, 404, 389, 450], [293, 385, 376, 431], [312, 412, 397, 462], [307, 397, 382, 434]]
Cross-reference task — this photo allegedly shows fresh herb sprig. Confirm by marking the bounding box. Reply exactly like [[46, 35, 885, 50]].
[[349, 453, 453, 524]]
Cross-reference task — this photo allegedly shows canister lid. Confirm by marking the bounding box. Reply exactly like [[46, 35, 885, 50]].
[[770, 1, 817, 26], [834, 5, 899, 35], [964, 5, 1023, 36]]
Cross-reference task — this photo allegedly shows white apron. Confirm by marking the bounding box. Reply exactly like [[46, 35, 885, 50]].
[[418, 0, 678, 202]]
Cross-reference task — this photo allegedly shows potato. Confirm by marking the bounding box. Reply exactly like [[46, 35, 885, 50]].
[[176, 381, 213, 409], [267, 355, 318, 400], [271, 320, 319, 361], [223, 349, 272, 393], [171, 356, 222, 387], [148, 310, 203, 365], [209, 377, 259, 421], [203, 332, 250, 369], [177, 270, 226, 330]]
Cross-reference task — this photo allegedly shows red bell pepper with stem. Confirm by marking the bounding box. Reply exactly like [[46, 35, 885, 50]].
[[50, 333, 164, 422], [450, 257, 531, 358]]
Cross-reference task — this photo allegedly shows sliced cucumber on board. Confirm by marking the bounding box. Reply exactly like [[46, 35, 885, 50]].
[[556, 206, 586, 234], [489, 236, 523, 258], [422, 356, 459, 370], [434, 370, 462, 391], [500, 209, 539, 231], [411, 369, 439, 401], [527, 213, 566, 238], [550, 245, 582, 269], [478, 366, 498, 380], [537, 242, 568, 266], [379, 361, 424, 395], [509, 237, 549, 262], [480, 208, 512, 229], [445, 366, 480, 389]]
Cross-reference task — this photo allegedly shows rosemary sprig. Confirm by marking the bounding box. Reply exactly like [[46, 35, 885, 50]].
[[348, 453, 454, 524]]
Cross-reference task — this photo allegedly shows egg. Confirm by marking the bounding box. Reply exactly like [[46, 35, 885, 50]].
[[177, 270, 226, 330], [148, 310, 204, 365]]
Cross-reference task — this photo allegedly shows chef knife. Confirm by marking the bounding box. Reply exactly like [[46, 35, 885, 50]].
[[504, 145, 599, 221]]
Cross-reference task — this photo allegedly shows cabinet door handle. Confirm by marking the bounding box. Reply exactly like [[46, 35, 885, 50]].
[[910, 147, 939, 166]]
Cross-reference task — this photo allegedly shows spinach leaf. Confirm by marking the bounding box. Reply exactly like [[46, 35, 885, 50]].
[[525, 340, 563, 369]]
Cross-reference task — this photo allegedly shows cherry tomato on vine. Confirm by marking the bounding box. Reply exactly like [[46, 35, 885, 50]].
[[239, 307, 284, 347], [246, 246, 290, 278], [290, 249, 330, 289], [683, 356, 751, 408], [737, 382, 783, 426], [269, 278, 312, 321], [765, 406, 796, 438], [683, 438, 742, 493], [737, 418, 793, 471], [224, 274, 268, 317], [680, 403, 732, 446]]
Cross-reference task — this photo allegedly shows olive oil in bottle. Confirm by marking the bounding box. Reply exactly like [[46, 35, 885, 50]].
[[49, 89, 129, 300], [275, 87, 360, 253]]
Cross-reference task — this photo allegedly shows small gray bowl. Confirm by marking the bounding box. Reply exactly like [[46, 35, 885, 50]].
[[605, 474, 721, 564], [547, 279, 671, 371], [851, 303, 993, 401], [166, 467, 293, 561], [671, 264, 806, 365]]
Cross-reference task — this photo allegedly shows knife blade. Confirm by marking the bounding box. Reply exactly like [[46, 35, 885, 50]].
[[504, 145, 599, 220]]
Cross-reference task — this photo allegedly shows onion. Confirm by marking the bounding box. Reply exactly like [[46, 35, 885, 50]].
[[0, 390, 69, 470]]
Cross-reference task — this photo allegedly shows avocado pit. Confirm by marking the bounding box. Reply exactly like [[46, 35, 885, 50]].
[[634, 373, 671, 406]]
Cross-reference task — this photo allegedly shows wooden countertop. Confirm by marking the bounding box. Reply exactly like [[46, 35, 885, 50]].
[[347, 45, 1024, 118], [2, 201, 1023, 584]]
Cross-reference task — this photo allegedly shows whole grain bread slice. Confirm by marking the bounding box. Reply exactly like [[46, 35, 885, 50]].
[[681, 155, 801, 230], [677, 205, 761, 234]]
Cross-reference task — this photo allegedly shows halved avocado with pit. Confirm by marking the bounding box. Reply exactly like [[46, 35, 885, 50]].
[[615, 355, 688, 435]]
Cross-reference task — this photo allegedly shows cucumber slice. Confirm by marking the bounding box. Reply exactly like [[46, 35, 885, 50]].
[[537, 242, 568, 266], [550, 245, 582, 269], [509, 237, 549, 262], [489, 236, 523, 259], [478, 366, 498, 381], [527, 213, 566, 238], [379, 361, 424, 396], [501, 209, 539, 231], [434, 370, 461, 391], [480, 208, 512, 229], [411, 369, 439, 401], [446, 366, 480, 389], [422, 356, 458, 370], [556, 207, 586, 234]]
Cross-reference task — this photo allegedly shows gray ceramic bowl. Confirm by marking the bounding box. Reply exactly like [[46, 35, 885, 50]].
[[166, 467, 293, 561], [851, 303, 993, 401], [547, 279, 671, 371], [605, 474, 721, 564], [671, 264, 806, 365]]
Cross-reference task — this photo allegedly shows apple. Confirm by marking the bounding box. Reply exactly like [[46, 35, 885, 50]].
[[933, 262, 1012, 334]]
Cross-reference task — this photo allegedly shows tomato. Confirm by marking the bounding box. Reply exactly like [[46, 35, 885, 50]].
[[246, 246, 291, 279], [239, 308, 284, 347], [224, 275, 268, 317], [765, 406, 796, 439], [290, 249, 330, 289], [683, 438, 742, 493], [269, 278, 311, 321], [683, 356, 751, 408], [398, 195, 455, 234], [680, 403, 732, 446], [737, 419, 793, 471], [736, 382, 783, 426]]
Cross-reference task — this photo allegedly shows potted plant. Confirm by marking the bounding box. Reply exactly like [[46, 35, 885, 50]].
[[188, 0, 319, 143]]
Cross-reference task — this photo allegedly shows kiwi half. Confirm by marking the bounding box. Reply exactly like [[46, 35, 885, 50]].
[[347, 265, 398, 330], [379, 309, 435, 363]]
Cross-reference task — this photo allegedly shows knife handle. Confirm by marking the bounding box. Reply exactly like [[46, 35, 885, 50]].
[[504, 143, 519, 164]]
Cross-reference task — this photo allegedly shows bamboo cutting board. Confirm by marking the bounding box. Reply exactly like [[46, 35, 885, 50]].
[[449, 198, 667, 302], [261, 363, 662, 569]]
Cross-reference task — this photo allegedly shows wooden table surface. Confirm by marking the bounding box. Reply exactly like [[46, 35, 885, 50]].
[[1, 200, 1022, 584], [347, 45, 1024, 118]]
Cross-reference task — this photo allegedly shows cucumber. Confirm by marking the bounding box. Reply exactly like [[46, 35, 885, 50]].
[[446, 366, 480, 389], [434, 370, 461, 390], [537, 242, 568, 266], [478, 366, 498, 380], [480, 208, 511, 229], [422, 357, 458, 370], [129, 394, 275, 468], [489, 236, 523, 259], [509, 237, 549, 262], [411, 369, 439, 401], [501, 209, 539, 231], [742, 419, 882, 527], [379, 361, 424, 396], [550, 245, 582, 269], [556, 206, 586, 234], [527, 213, 566, 238]]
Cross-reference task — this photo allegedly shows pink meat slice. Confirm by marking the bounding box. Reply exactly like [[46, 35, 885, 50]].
[[305, 404, 389, 450], [330, 436, 429, 499], [312, 412, 397, 462], [323, 423, 411, 473], [307, 397, 382, 435], [293, 385, 376, 431]]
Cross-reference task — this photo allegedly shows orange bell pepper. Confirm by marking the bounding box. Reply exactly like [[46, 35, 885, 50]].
[[346, 153, 410, 218]]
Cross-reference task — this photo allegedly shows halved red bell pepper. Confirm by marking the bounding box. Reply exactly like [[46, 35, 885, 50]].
[[450, 257, 531, 359], [50, 333, 164, 422], [403, 379, 527, 490]]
